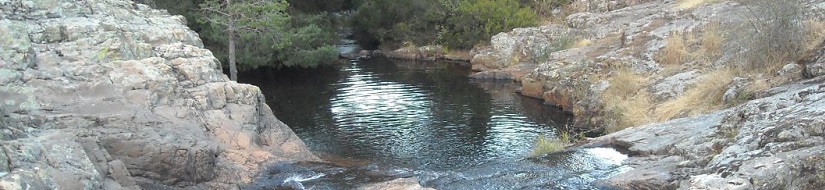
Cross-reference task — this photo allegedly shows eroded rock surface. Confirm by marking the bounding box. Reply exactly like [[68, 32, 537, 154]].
[[468, 0, 825, 189], [0, 0, 316, 189], [587, 76, 825, 189], [472, 0, 825, 132]]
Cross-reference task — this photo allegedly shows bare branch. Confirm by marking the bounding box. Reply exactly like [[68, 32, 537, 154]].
[[742, 3, 763, 33], [202, 16, 232, 28], [200, 6, 231, 17]]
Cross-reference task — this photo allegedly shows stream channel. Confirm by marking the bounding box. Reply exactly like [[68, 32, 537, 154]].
[[237, 37, 630, 189]]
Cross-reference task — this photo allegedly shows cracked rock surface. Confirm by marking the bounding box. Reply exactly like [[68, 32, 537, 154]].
[[586, 76, 825, 189], [0, 0, 317, 189]]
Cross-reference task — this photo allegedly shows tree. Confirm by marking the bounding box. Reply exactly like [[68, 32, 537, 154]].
[[286, 0, 352, 12], [442, 0, 538, 49], [349, 0, 445, 49], [276, 13, 340, 68], [349, 0, 538, 50], [199, 0, 289, 81]]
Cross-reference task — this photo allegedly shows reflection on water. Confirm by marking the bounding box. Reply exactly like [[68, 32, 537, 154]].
[[239, 57, 573, 171]]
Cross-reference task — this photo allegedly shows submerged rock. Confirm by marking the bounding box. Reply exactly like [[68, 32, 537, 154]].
[[0, 0, 316, 189], [357, 177, 433, 190]]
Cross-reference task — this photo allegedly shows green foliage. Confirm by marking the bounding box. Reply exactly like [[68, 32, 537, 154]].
[[198, 0, 289, 79], [441, 0, 538, 49], [287, 0, 352, 12], [276, 13, 340, 68], [350, 0, 443, 49], [199, 0, 291, 68], [350, 0, 538, 50], [151, 0, 206, 30], [280, 45, 339, 68], [152, 0, 338, 71]]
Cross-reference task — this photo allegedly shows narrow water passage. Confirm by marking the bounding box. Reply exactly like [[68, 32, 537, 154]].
[[240, 57, 573, 171]]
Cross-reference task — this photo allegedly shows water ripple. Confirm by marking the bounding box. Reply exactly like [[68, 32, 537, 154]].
[[252, 57, 573, 170]]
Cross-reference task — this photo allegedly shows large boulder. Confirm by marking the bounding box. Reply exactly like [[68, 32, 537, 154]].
[[469, 25, 582, 80], [358, 177, 434, 190], [0, 0, 317, 189]]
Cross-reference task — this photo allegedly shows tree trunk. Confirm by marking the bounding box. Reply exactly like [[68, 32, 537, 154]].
[[227, 0, 238, 81], [228, 31, 237, 81]]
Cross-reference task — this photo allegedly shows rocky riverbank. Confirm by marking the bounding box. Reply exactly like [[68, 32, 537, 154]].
[[384, 45, 473, 62], [465, 0, 825, 189], [470, 0, 825, 132], [588, 73, 825, 189], [0, 0, 318, 189]]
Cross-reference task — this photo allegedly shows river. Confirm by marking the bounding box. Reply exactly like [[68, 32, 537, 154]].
[[238, 57, 630, 189]]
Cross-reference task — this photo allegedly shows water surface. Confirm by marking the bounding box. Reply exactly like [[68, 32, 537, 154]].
[[239, 57, 573, 171]]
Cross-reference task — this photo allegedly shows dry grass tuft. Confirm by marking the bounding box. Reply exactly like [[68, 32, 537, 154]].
[[602, 69, 655, 132], [654, 69, 733, 121], [603, 68, 648, 98], [574, 38, 593, 48], [731, 77, 771, 104], [747, 78, 770, 93], [805, 19, 825, 51], [677, 0, 709, 9], [530, 134, 567, 157], [658, 32, 689, 65], [606, 92, 655, 133], [699, 22, 724, 61]]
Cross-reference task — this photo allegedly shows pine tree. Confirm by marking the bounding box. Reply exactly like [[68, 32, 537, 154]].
[[199, 0, 289, 81]]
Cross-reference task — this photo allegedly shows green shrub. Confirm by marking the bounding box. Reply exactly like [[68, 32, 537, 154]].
[[278, 45, 338, 68], [441, 0, 539, 49], [349, 0, 443, 49], [350, 0, 538, 50]]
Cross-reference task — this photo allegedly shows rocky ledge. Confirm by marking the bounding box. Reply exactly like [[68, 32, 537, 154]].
[[467, 0, 825, 189], [587, 74, 825, 189], [384, 45, 473, 62], [471, 0, 825, 132], [0, 0, 316, 189]]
